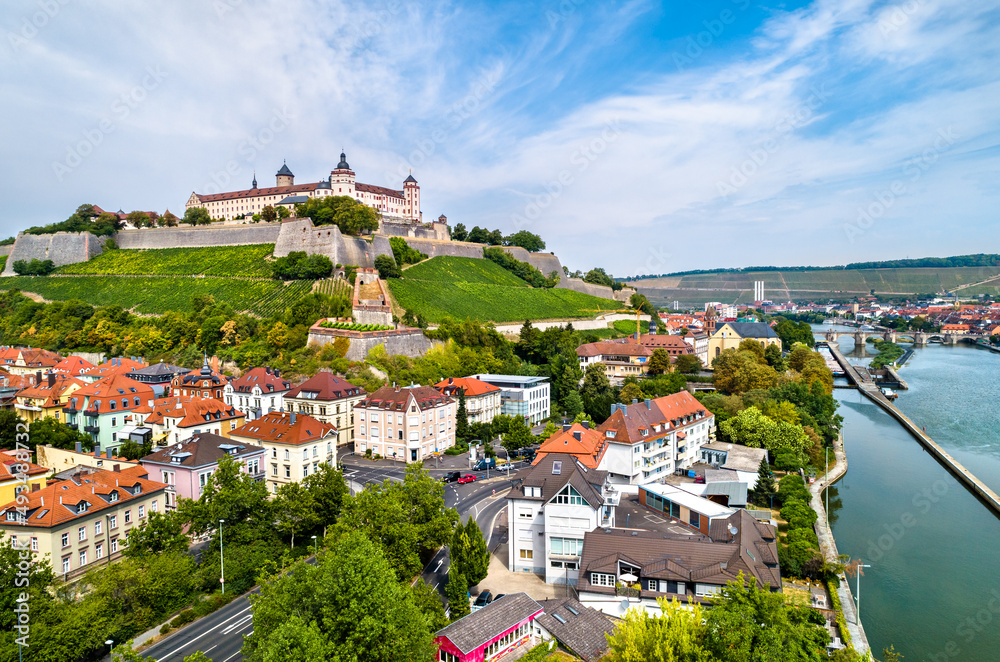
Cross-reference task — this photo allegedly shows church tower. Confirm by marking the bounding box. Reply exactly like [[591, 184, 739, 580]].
[[403, 172, 420, 221], [330, 151, 356, 197], [276, 161, 294, 187]]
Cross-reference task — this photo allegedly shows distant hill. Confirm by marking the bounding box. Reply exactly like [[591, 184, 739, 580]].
[[636, 264, 1000, 307], [386, 256, 624, 323]]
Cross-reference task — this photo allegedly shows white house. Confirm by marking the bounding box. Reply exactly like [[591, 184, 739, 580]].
[[433, 376, 502, 425], [222, 366, 291, 421], [505, 453, 618, 586], [471, 374, 550, 426]]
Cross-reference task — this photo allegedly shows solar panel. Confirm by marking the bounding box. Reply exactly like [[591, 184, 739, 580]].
[[566, 605, 579, 615], [553, 613, 567, 624]]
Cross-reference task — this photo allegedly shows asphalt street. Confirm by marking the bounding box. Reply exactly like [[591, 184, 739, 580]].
[[132, 455, 521, 661]]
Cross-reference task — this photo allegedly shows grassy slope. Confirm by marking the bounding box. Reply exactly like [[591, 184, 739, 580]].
[[0, 276, 313, 315], [637, 266, 1000, 305], [57, 245, 275, 277], [388, 256, 623, 323]]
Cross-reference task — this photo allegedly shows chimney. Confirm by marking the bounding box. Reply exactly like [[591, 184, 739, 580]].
[[36, 370, 42, 384], [75, 441, 82, 453], [449, 377, 454, 384], [210, 355, 220, 373], [106, 450, 112, 458], [93, 441, 101, 458], [48, 372, 56, 388], [573, 431, 582, 442], [582, 420, 590, 430], [290, 412, 297, 425], [113, 464, 121, 472], [632, 399, 638, 405], [562, 424, 571, 432], [265, 366, 271, 375], [645, 398, 652, 409], [274, 368, 280, 377]]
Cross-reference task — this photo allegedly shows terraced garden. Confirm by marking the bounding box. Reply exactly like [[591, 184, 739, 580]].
[[57, 244, 276, 277], [0, 275, 312, 316], [387, 256, 623, 323]]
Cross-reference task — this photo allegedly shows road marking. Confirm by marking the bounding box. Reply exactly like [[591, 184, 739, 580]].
[[221, 651, 242, 662], [434, 559, 443, 572], [222, 614, 253, 635], [433, 582, 439, 590], [154, 605, 252, 662]]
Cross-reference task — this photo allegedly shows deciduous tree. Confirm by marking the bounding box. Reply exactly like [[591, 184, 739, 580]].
[[451, 519, 490, 588], [646, 348, 672, 376], [446, 570, 470, 621]]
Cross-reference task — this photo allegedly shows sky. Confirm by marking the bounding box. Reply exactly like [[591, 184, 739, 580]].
[[2, 0, 999, 277]]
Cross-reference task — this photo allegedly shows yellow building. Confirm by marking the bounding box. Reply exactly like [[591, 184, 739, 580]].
[[14, 374, 85, 425], [0, 465, 166, 582], [0, 451, 48, 506], [229, 412, 338, 495], [35, 444, 139, 475], [708, 322, 782, 363]]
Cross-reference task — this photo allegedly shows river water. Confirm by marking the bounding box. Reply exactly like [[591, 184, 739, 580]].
[[812, 324, 1000, 661]]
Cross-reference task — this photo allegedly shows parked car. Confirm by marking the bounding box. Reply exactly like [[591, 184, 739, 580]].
[[493, 594, 506, 601], [694, 475, 706, 484], [442, 471, 461, 483], [474, 591, 493, 607], [457, 474, 478, 484]]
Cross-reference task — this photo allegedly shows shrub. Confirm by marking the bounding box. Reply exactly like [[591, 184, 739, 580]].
[[159, 623, 172, 635], [170, 609, 196, 629], [272, 251, 334, 280], [12, 258, 56, 276]]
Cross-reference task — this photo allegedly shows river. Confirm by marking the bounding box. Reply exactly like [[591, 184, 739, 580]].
[[812, 323, 1000, 661]]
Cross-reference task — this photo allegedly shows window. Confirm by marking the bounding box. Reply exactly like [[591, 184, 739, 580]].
[[439, 650, 459, 662], [284, 449, 290, 461], [689, 511, 700, 528], [591, 572, 615, 587], [61, 533, 69, 548], [312, 445, 318, 458], [109, 515, 117, 528], [30, 537, 38, 552], [695, 583, 721, 597], [552, 485, 585, 506], [111, 538, 118, 553], [549, 537, 583, 557], [62, 557, 71, 574], [79, 550, 88, 566], [645, 578, 659, 592], [518, 509, 533, 519], [94, 519, 102, 535], [111, 417, 117, 427], [78, 525, 87, 541], [285, 466, 291, 478], [124, 510, 131, 524], [271, 464, 278, 476], [303, 465, 309, 477], [138, 505, 145, 519], [110, 401, 117, 410], [151, 500, 157, 512], [95, 542, 103, 559], [519, 548, 533, 560]]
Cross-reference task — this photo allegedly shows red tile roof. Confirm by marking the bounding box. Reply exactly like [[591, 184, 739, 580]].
[[576, 341, 652, 358], [51, 355, 96, 376], [597, 391, 712, 445], [139, 396, 243, 428], [228, 367, 291, 394], [0, 465, 165, 529], [534, 424, 606, 469], [230, 412, 336, 445], [194, 181, 406, 203], [358, 385, 454, 411], [17, 375, 84, 408], [434, 377, 500, 398], [286, 372, 365, 401], [0, 451, 48, 482], [71, 373, 156, 414]]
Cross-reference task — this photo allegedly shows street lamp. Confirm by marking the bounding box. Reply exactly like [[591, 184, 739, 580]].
[[105, 640, 114, 660], [219, 519, 225, 595], [311, 535, 318, 556]]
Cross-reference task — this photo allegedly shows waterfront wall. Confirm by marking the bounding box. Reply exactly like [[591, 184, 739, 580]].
[[1, 231, 108, 276]]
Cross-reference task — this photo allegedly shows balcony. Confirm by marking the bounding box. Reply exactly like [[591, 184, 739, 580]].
[[616, 584, 641, 599], [248, 471, 266, 483], [84, 424, 100, 433]]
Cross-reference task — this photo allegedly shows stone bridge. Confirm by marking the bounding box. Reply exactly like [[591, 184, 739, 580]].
[[823, 329, 981, 347]]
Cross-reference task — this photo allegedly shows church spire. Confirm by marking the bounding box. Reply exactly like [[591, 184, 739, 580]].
[[252, 170, 257, 189]]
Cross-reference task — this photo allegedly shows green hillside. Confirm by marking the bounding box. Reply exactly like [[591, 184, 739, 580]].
[[0, 275, 312, 316], [637, 266, 1000, 306], [388, 256, 623, 323], [58, 244, 275, 277]]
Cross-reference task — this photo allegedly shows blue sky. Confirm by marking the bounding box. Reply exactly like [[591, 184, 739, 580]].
[[2, 0, 998, 276]]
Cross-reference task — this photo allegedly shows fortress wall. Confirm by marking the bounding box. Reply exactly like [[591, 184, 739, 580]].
[[560, 277, 615, 299], [117, 223, 281, 249], [274, 218, 341, 258], [1, 232, 107, 276], [504, 247, 564, 278], [401, 237, 487, 260], [0, 246, 12, 257]]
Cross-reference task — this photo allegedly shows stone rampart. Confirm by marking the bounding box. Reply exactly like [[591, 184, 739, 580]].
[[504, 248, 564, 279], [0, 245, 11, 257], [273, 218, 390, 268], [400, 237, 486, 260], [307, 325, 437, 361], [116, 223, 281, 249], [560, 277, 614, 299], [1, 231, 107, 276]]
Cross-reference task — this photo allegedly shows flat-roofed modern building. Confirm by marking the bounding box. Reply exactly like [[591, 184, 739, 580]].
[[470, 374, 550, 426]]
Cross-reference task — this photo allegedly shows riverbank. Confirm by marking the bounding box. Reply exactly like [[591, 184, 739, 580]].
[[810, 433, 870, 654]]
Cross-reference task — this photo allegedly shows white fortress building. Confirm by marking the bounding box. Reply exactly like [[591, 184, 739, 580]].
[[185, 152, 421, 223]]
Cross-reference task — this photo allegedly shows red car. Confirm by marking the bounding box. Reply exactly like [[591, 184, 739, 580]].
[[457, 474, 478, 484]]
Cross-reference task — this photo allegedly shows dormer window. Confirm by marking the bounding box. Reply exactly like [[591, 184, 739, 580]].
[[109, 491, 119, 502], [78, 502, 88, 513], [605, 431, 615, 438]]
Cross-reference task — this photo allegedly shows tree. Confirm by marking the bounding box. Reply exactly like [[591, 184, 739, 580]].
[[605, 598, 716, 662], [125, 211, 151, 229], [718, 407, 810, 454], [295, 195, 379, 235], [675, 354, 702, 374], [272, 251, 334, 280], [243, 531, 436, 662], [456, 389, 470, 443], [275, 481, 321, 548], [161, 210, 179, 227], [764, 344, 786, 372], [584, 267, 615, 288], [504, 230, 545, 252], [12, 258, 56, 275], [124, 509, 189, 558], [374, 254, 401, 279], [737, 339, 767, 364], [117, 438, 152, 460], [581, 362, 615, 422], [451, 519, 490, 588], [389, 236, 428, 266], [261, 205, 278, 222], [712, 349, 778, 395], [562, 390, 584, 419], [13, 417, 91, 452], [749, 458, 777, 508], [0, 410, 25, 448], [302, 464, 348, 537], [787, 345, 816, 372], [502, 416, 534, 453], [647, 348, 672, 376], [111, 641, 156, 661], [183, 207, 211, 226], [411, 578, 448, 632], [446, 570, 470, 621], [619, 382, 644, 404], [451, 223, 468, 242]]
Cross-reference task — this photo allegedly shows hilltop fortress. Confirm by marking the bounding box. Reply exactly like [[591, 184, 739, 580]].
[[1, 154, 635, 302]]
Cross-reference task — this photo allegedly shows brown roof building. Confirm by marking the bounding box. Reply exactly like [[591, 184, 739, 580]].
[[353, 385, 457, 464], [284, 372, 366, 446], [15, 373, 85, 425], [222, 366, 291, 421], [229, 412, 337, 494]]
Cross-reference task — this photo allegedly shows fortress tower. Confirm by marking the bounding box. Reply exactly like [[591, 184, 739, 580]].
[[276, 161, 294, 187], [330, 151, 356, 197], [404, 173, 420, 222]]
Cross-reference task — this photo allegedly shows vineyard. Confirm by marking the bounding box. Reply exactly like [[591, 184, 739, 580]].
[[387, 256, 623, 323], [0, 275, 313, 316], [57, 245, 276, 277], [313, 278, 354, 298], [0, 256, 6, 272]]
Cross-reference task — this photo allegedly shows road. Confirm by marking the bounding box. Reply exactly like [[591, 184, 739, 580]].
[[139, 456, 520, 661]]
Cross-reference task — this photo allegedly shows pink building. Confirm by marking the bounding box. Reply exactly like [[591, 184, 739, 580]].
[[434, 593, 542, 662], [139, 432, 265, 508]]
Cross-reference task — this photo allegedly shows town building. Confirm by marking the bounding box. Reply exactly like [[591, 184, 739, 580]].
[[62, 373, 157, 452], [222, 366, 291, 420], [533, 422, 604, 469], [77, 357, 148, 384], [506, 453, 617, 585], [185, 153, 422, 223], [636, 334, 694, 358], [229, 412, 337, 494], [576, 510, 780, 616], [35, 443, 138, 476], [0, 450, 48, 505], [284, 372, 366, 446], [595, 392, 714, 485], [681, 330, 710, 366], [138, 396, 247, 447], [532, 597, 616, 662], [701, 442, 767, 488], [127, 362, 189, 396], [51, 355, 96, 378], [576, 341, 651, 382], [434, 593, 543, 662], [0, 465, 167, 581], [707, 322, 781, 362], [637, 483, 736, 535], [140, 432, 266, 508], [0, 347, 62, 376], [352, 385, 456, 463], [171, 358, 228, 400], [470, 374, 550, 426], [434, 377, 502, 425], [14, 373, 85, 424]]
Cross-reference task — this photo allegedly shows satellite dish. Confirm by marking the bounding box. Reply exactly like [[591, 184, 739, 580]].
[[620, 599, 631, 611], [729, 525, 738, 536]]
